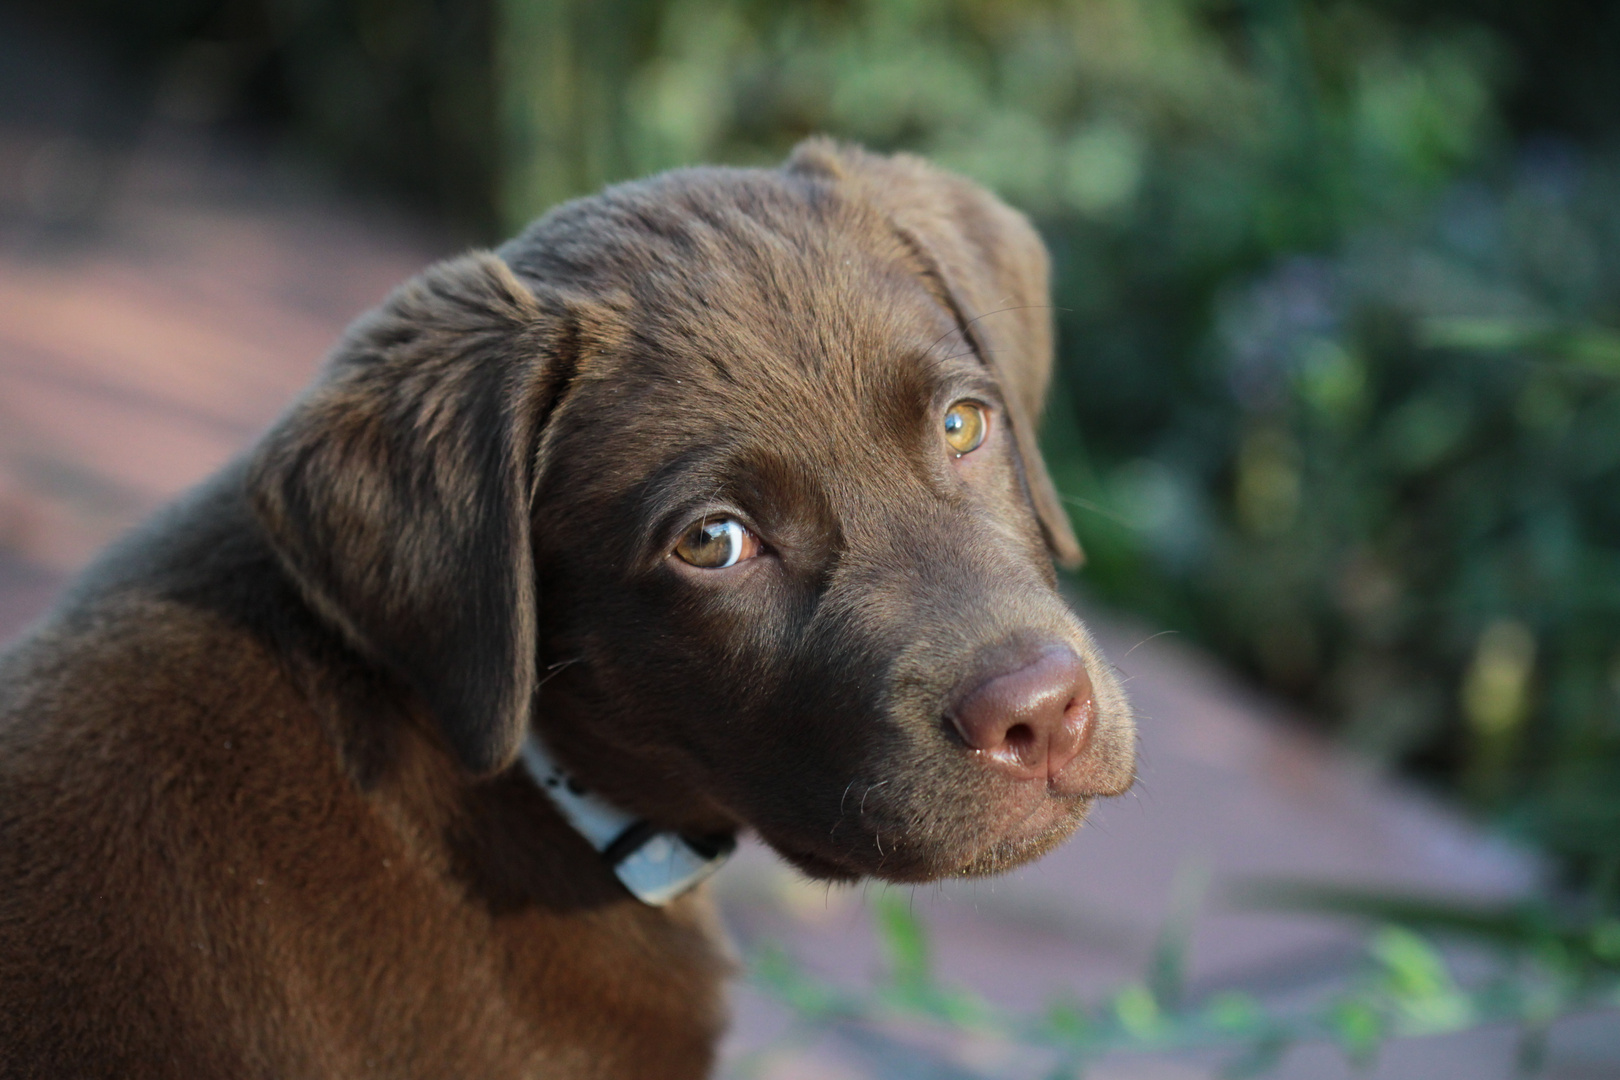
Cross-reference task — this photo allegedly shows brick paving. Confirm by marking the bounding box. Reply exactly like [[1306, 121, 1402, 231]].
[[0, 123, 1613, 1078]]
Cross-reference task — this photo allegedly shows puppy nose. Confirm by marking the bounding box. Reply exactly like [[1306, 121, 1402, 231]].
[[948, 646, 1094, 782]]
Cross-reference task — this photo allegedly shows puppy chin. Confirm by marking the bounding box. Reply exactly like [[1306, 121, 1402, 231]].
[[948, 795, 1093, 878], [759, 793, 1094, 885]]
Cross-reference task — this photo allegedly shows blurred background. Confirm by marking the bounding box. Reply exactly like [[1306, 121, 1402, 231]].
[[1, 0, 1619, 1076]]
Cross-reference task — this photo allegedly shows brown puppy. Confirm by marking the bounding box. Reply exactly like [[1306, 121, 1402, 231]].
[[0, 140, 1133, 1077]]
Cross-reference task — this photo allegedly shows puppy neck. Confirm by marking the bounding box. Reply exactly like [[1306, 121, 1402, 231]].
[[518, 735, 734, 906]]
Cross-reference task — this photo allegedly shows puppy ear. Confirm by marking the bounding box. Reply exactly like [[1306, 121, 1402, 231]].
[[248, 251, 563, 775], [789, 138, 1084, 569]]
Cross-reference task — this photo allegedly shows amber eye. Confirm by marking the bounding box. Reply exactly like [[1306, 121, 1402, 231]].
[[943, 401, 988, 456], [673, 517, 762, 569]]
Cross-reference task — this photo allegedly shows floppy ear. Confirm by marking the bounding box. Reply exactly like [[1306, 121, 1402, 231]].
[[247, 251, 565, 775], [788, 138, 1084, 569]]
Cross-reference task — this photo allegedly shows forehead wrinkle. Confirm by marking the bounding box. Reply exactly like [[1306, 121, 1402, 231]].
[[673, 244, 887, 381], [599, 175, 929, 361], [581, 337, 946, 533], [642, 272, 971, 479], [549, 177, 1005, 520], [623, 253, 943, 412], [600, 253, 983, 455], [525, 162, 967, 398]]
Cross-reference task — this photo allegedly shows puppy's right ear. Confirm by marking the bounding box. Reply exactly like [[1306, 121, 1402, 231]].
[[247, 251, 566, 776]]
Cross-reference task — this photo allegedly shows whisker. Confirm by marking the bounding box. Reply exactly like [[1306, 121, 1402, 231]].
[[1122, 630, 1178, 659], [535, 658, 581, 689], [859, 780, 888, 815], [1057, 493, 1137, 529]]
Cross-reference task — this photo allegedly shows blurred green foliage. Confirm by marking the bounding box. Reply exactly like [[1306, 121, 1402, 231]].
[[35, 0, 1620, 868], [493, 0, 1503, 231], [744, 882, 1620, 1077]]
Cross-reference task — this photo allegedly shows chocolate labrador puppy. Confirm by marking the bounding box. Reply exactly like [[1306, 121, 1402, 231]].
[[0, 139, 1133, 1077]]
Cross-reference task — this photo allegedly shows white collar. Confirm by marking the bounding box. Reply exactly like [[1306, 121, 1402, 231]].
[[518, 734, 734, 906]]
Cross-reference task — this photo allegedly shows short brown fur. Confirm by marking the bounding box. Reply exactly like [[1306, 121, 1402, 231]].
[[0, 140, 1133, 1078]]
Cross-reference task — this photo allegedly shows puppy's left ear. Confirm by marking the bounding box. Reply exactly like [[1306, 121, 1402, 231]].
[[248, 251, 567, 775], [789, 138, 1083, 568]]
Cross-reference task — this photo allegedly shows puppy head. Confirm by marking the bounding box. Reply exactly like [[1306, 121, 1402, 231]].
[[248, 140, 1134, 884]]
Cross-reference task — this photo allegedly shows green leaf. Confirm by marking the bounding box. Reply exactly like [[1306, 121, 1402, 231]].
[[1418, 316, 1620, 373], [749, 945, 846, 1019], [1042, 999, 1098, 1044], [1370, 925, 1451, 996], [1589, 920, 1620, 965], [1231, 881, 1553, 949], [1149, 860, 1211, 1011], [872, 891, 931, 993], [1204, 991, 1265, 1034], [1112, 983, 1165, 1041], [1369, 926, 1475, 1034], [1418, 316, 1555, 353], [1326, 998, 1385, 1067]]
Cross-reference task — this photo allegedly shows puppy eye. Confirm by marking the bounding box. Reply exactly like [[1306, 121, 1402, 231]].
[[673, 517, 761, 569], [943, 401, 988, 456]]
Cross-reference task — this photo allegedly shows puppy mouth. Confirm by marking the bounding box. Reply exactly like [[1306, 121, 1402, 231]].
[[764, 781, 1096, 884], [992, 784, 1090, 844], [951, 792, 1094, 877]]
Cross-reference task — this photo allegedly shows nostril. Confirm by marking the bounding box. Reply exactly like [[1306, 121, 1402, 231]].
[[1002, 722, 1037, 758], [947, 644, 1093, 781], [997, 725, 1036, 767]]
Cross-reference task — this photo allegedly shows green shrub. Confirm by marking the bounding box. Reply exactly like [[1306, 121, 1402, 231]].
[[1059, 146, 1620, 872]]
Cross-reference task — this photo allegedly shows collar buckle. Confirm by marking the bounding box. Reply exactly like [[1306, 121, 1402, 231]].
[[519, 736, 734, 906]]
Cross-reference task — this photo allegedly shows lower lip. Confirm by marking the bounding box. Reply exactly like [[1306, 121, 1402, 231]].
[[997, 791, 1084, 845]]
